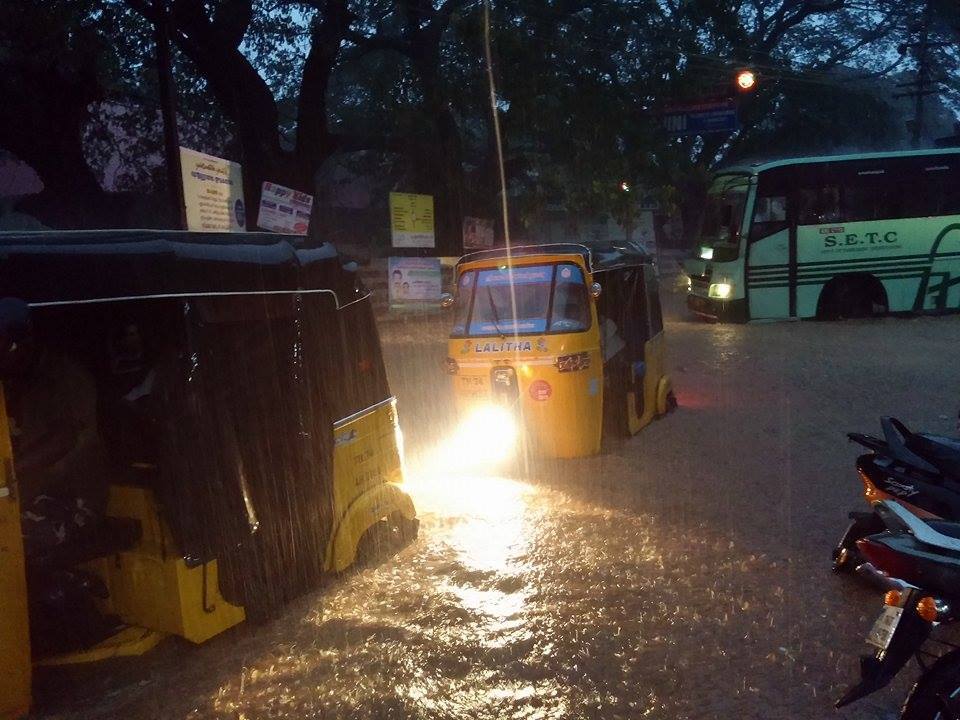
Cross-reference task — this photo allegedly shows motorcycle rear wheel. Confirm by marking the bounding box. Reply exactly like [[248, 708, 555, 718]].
[[901, 650, 960, 720]]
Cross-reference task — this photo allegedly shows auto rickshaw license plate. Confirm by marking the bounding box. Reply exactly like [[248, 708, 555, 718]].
[[866, 605, 903, 650]]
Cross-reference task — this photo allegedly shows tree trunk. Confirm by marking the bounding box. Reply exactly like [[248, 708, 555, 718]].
[[418, 61, 464, 256]]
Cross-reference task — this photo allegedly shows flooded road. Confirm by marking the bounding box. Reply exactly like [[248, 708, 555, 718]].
[[38, 284, 960, 720]]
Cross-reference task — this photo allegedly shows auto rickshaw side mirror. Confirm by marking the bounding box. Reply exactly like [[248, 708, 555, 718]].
[[440, 292, 455, 309], [590, 282, 602, 299]]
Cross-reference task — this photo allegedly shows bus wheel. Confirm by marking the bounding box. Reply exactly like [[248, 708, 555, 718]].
[[816, 275, 887, 320]]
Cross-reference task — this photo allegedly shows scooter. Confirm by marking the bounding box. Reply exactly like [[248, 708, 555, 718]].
[[837, 500, 960, 719], [833, 417, 960, 574]]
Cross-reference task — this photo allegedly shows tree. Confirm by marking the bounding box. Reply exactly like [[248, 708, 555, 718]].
[[0, 2, 132, 227]]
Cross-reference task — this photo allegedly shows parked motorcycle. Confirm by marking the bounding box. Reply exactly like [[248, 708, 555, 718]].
[[833, 416, 960, 575], [837, 500, 960, 718]]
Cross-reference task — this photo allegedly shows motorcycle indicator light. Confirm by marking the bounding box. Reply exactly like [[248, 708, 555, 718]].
[[884, 590, 902, 607], [859, 468, 885, 504], [916, 596, 943, 623]]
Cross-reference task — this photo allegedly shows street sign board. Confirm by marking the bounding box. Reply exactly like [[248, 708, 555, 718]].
[[388, 256, 442, 305], [389, 192, 435, 248], [257, 181, 313, 235], [179, 147, 245, 232], [663, 100, 738, 136]]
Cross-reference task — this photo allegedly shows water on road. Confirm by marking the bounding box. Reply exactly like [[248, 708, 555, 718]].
[[38, 287, 960, 720]]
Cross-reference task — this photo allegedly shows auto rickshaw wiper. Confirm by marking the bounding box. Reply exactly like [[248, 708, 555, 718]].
[[485, 287, 507, 339]]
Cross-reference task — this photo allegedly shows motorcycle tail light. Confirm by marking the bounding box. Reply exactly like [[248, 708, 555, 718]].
[[444, 357, 459, 375], [556, 352, 590, 372], [857, 538, 916, 583]]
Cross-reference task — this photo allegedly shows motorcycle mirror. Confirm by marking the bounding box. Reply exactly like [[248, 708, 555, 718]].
[[440, 292, 455, 309]]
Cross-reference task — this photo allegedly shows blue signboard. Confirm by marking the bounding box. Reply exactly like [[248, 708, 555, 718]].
[[664, 100, 738, 136]]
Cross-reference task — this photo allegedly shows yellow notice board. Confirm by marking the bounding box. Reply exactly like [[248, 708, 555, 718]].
[[179, 147, 246, 232], [389, 192, 435, 248]]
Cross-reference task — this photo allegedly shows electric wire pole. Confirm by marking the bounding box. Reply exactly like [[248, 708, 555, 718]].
[[894, 0, 946, 148]]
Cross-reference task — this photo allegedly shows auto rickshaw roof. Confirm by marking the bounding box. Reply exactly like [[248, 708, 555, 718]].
[[457, 241, 652, 274], [0, 229, 362, 308]]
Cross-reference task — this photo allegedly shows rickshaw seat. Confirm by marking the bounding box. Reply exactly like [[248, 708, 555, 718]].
[[35, 517, 142, 570]]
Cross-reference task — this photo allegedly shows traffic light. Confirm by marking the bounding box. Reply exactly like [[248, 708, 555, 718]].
[[735, 69, 757, 92]]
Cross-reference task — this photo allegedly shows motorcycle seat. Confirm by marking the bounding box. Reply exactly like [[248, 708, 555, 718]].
[[928, 520, 960, 540], [910, 434, 960, 479]]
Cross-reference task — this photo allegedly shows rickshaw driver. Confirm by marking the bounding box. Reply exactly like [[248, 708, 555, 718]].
[[0, 299, 106, 554]]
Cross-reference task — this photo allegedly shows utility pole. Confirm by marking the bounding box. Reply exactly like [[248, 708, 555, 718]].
[[894, 0, 946, 148], [153, 0, 187, 230], [913, 0, 931, 147]]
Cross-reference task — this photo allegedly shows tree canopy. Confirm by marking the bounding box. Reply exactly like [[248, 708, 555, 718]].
[[0, 0, 955, 246]]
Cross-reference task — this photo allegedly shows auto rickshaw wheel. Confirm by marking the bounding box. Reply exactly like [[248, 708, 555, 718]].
[[354, 511, 419, 569], [655, 378, 675, 417]]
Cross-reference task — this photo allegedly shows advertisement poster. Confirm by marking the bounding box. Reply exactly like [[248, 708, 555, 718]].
[[389, 192, 435, 248], [388, 257, 442, 304], [257, 181, 314, 235], [463, 216, 494, 249], [179, 147, 246, 232]]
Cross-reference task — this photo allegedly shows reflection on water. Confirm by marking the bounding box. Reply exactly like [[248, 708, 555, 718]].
[[406, 466, 535, 638], [103, 403, 827, 720], [168, 455, 808, 720]]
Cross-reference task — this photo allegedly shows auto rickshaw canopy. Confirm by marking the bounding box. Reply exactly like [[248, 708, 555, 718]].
[[0, 229, 363, 307], [457, 240, 653, 275]]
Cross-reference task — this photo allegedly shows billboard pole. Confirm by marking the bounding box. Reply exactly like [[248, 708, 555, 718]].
[[153, 0, 187, 230]]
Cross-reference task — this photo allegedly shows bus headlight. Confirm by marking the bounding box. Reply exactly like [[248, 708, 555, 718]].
[[708, 282, 733, 299]]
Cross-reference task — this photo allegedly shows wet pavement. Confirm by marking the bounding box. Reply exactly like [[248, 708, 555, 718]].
[[36, 283, 960, 720]]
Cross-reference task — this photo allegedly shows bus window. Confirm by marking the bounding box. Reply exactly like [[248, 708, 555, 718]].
[[750, 195, 788, 241], [798, 185, 842, 225], [904, 165, 960, 217]]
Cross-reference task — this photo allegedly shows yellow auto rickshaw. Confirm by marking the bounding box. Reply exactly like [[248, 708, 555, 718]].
[[0, 230, 417, 719], [443, 241, 675, 458]]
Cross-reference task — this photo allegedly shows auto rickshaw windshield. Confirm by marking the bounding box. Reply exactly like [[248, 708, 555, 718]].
[[451, 262, 591, 337]]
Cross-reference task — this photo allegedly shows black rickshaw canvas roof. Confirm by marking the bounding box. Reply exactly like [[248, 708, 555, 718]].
[[0, 229, 363, 308], [457, 240, 652, 274]]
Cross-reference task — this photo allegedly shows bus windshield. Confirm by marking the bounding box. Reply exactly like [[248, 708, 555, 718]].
[[452, 263, 591, 337], [699, 174, 750, 261]]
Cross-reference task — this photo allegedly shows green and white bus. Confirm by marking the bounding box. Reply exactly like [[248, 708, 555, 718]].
[[683, 148, 960, 321]]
